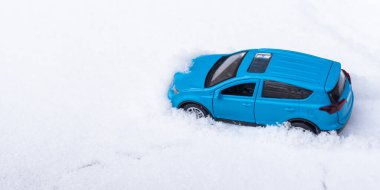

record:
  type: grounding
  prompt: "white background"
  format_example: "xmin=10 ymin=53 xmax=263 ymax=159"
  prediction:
xmin=1 ymin=0 xmax=380 ymax=189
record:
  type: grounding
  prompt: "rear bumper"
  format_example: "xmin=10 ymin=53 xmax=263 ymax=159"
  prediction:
xmin=337 ymin=91 xmax=354 ymax=134
xmin=336 ymin=123 xmax=347 ymax=134
xmin=321 ymin=120 xmax=347 ymax=134
xmin=321 ymin=93 xmax=353 ymax=134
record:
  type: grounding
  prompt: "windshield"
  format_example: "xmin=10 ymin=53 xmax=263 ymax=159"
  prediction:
xmin=329 ymin=71 xmax=346 ymax=103
xmin=205 ymin=51 xmax=247 ymax=87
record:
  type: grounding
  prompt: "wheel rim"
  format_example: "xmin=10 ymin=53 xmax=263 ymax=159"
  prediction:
xmin=186 ymin=107 xmax=205 ymax=119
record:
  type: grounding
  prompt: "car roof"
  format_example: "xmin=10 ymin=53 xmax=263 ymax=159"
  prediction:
xmin=237 ymin=48 xmax=336 ymax=89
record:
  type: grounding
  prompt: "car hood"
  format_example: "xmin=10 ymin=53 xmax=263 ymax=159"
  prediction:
xmin=174 ymin=54 xmax=224 ymax=90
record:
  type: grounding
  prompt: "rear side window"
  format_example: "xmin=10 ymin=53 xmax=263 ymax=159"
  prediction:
xmin=262 ymin=80 xmax=312 ymax=99
xmin=247 ymin=53 xmax=272 ymax=73
xmin=221 ymin=83 xmax=256 ymax=97
xmin=329 ymin=71 xmax=346 ymax=103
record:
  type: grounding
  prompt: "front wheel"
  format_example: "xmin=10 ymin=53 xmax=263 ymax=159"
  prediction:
xmin=183 ymin=104 xmax=209 ymax=119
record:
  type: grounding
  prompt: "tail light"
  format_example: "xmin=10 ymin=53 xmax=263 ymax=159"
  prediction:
xmin=320 ymin=99 xmax=346 ymax=114
xmin=342 ymin=69 xmax=351 ymax=84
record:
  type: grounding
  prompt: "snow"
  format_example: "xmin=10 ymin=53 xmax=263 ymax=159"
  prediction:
xmin=1 ymin=0 xmax=380 ymax=189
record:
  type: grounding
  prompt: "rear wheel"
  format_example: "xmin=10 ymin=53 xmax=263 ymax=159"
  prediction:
xmin=290 ymin=121 xmax=317 ymax=134
xmin=183 ymin=104 xmax=209 ymax=119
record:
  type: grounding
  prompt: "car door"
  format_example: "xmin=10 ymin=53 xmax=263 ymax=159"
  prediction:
xmin=213 ymin=79 xmax=259 ymax=123
xmin=255 ymin=80 xmax=309 ymax=125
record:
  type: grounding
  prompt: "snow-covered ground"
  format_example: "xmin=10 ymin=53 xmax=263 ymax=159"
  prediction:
xmin=1 ymin=0 xmax=380 ymax=189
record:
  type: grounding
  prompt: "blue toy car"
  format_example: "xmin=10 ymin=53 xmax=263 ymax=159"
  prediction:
xmin=168 ymin=49 xmax=354 ymax=134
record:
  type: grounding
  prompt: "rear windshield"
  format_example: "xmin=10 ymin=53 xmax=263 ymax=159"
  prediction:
xmin=329 ymin=71 xmax=346 ymax=103
xmin=205 ymin=51 xmax=247 ymax=87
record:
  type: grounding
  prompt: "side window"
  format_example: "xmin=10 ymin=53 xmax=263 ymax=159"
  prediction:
xmin=262 ymin=80 xmax=312 ymax=99
xmin=221 ymin=83 xmax=256 ymax=97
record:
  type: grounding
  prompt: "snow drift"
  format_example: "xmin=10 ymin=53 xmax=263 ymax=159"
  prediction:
xmin=1 ymin=0 xmax=380 ymax=189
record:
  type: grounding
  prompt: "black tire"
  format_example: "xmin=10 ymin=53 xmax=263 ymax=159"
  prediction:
xmin=182 ymin=103 xmax=209 ymax=119
xmin=290 ymin=122 xmax=317 ymax=134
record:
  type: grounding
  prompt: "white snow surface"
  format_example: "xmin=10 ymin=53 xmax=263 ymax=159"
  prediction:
xmin=1 ymin=0 xmax=380 ymax=189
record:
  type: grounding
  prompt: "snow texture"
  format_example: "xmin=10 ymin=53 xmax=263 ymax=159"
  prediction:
xmin=1 ymin=0 xmax=380 ymax=189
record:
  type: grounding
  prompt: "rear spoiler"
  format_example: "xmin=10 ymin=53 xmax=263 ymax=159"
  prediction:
xmin=324 ymin=61 xmax=341 ymax=92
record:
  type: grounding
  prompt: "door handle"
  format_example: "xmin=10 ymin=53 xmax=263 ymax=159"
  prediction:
xmin=242 ymin=103 xmax=252 ymax=107
xmin=284 ymin=107 xmax=295 ymax=112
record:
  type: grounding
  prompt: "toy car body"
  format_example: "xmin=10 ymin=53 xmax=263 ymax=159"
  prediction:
xmin=168 ymin=49 xmax=354 ymax=134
